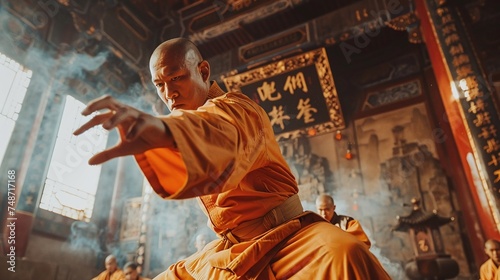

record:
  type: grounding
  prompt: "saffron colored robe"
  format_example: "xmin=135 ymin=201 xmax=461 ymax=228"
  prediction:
xmin=135 ymin=82 xmax=391 ymax=279
xmin=92 ymin=269 xmax=125 ymax=280
xmin=330 ymin=213 xmax=372 ymax=248
xmin=481 ymin=258 xmax=499 ymax=280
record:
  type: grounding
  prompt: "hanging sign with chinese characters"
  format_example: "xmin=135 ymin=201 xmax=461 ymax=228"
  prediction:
xmin=223 ymin=48 xmax=345 ymax=140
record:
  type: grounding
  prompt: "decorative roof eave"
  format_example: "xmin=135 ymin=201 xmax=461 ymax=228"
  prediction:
xmin=393 ymin=198 xmax=455 ymax=232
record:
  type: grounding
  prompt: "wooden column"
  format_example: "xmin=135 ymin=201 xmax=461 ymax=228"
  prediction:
xmin=416 ymin=0 xmax=500 ymax=267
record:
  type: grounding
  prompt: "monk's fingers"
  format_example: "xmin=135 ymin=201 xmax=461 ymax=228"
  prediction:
xmin=88 ymin=142 xmax=145 ymax=165
xmin=102 ymin=106 xmax=141 ymax=130
xmin=73 ymin=111 xmax=115 ymax=135
xmin=89 ymin=144 xmax=126 ymax=165
xmin=81 ymin=95 xmax=123 ymax=116
xmin=123 ymin=114 xmax=162 ymax=141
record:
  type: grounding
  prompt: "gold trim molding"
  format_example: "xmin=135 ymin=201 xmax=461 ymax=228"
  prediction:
xmin=223 ymin=48 xmax=345 ymax=140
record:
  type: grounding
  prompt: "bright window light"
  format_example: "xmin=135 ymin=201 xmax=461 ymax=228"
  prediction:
xmin=0 ymin=52 xmax=32 ymax=163
xmin=40 ymin=95 xmax=109 ymax=221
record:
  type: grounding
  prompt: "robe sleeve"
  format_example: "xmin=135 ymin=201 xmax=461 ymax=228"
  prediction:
xmin=135 ymin=93 xmax=269 ymax=199
xmin=480 ymin=259 xmax=499 ymax=280
xmin=346 ymin=219 xmax=372 ymax=248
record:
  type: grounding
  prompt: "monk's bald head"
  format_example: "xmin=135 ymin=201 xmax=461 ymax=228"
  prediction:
xmin=485 ymin=239 xmax=500 ymax=247
xmin=105 ymin=254 xmax=118 ymax=273
xmin=316 ymin=194 xmax=334 ymax=206
xmin=105 ymin=254 xmax=116 ymax=262
xmin=149 ymin=37 xmax=211 ymax=111
xmin=315 ymin=194 xmax=335 ymax=221
xmin=149 ymin=38 xmax=203 ymax=71
xmin=485 ymin=239 xmax=500 ymax=265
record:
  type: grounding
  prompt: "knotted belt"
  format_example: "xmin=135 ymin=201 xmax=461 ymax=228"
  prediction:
xmin=222 ymin=194 xmax=303 ymax=244
xmin=186 ymin=195 xmax=318 ymax=279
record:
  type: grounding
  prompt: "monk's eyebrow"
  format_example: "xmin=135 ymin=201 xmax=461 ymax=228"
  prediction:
xmin=152 ymin=67 xmax=184 ymax=82
xmin=163 ymin=66 xmax=182 ymax=77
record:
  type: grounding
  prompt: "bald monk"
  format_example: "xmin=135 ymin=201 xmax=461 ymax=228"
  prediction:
xmin=315 ymin=194 xmax=371 ymax=248
xmin=74 ymin=37 xmax=391 ymax=279
xmin=481 ymin=239 xmax=500 ymax=280
xmin=92 ymin=255 xmax=125 ymax=280
xmin=124 ymin=262 xmax=151 ymax=280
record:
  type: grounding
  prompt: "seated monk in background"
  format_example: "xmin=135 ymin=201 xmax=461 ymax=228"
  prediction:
xmin=480 ymin=239 xmax=500 ymax=280
xmin=316 ymin=194 xmax=372 ymax=248
xmin=92 ymin=254 xmax=125 ymax=280
xmin=124 ymin=262 xmax=151 ymax=280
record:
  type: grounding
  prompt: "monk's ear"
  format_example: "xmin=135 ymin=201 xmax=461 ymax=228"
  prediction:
xmin=199 ymin=60 xmax=210 ymax=81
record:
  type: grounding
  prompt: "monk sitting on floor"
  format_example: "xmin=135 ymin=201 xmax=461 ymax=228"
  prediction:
xmin=92 ymin=254 xmax=125 ymax=280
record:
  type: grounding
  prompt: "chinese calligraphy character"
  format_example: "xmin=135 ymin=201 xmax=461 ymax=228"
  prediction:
xmin=441 ymin=14 xmax=454 ymax=25
xmin=452 ymin=54 xmax=470 ymax=68
xmin=296 ymin=98 xmax=318 ymax=124
xmin=484 ymin=138 xmax=500 ymax=154
xmin=466 ymin=88 xmax=483 ymax=101
xmin=442 ymin=24 xmax=457 ymax=36
xmin=469 ymin=98 xmax=485 ymax=114
xmin=456 ymin=64 xmax=473 ymax=79
xmin=436 ymin=7 xmax=449 ymax=17
xmin=284 ymin=72 xmax=308 ymax=95
xmin=474 ymin=112 xmax=492 ymax=127
xmin=228 ymin=0 xmax=253 ymax=11
xmin=494 ymin=169 xmax=500 ymax=183
xmin=257 ymin=81 xmax=282 ymax=101
xmin=463 ymin=76 xmax=478 ymax=89
xmin=445 ymin=34 xmax=460 ymax=46
xmin=449 ymin=44 xmax=464 ymax=56
xmin=268 ymin=105 xmax=290 ymax=130
xmin=488 ymin=153 xmax=500 ymax=167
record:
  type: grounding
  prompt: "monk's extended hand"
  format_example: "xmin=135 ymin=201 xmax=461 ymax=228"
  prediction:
xmin=73 ymin=95 xmax=174 ymax=165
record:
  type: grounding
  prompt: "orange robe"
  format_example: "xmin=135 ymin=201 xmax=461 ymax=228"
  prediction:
xmin=481 ymin=259 xmax=499 ymax=280
xmin=330 ymin=213 xmax=371 ymax=248
xmin=136 ymin=82 xmax=391 ymax=279
xmin=92 ymin=269 xmax=125 ymax=280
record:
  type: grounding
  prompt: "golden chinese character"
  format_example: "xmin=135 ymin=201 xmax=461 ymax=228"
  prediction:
xmin=474 ymin=112 xmax=491 ymax=127
xmin=296 ymin=98 xmax=318 ymax=124
xmin=445 ymin=34 xmax=460 ymax=46
xmin=488 ymin=153 xmax=500 ymax=167
xmin=463 ymin=76 xmax=478 ymax=89
xmin=452 ymin=54 xmax=470 ymax=68
xmin=468 ymin=101 xmax=478 ymax=114
xmin=442 ymin=24 xmax=457 ymax=36
xmin=488 ymin=125 xmax=498 ymax=138
xmin=468 ymin=99 xmax=485 ymax=114
xmin=441 ymin=14 xmax=454 ymax=25
xmin=228 ymin=0 xmax=253 ymax=11
xmin=284 ymin=72 xmax=309 ymax=95
xmin=478 ymin=125 xmax=498 ymax=139
xmin=257 ymin=81 xmax=282 ymax=102
xmin=456 ymin=64 xmax=473 ymax=79
xmin=466 ymin=88 xmax=483 ymax=101
xmin=494 ymin=169 xmax=500 ymax=183
xmin=449 ymin=44 xmax=464 ymax=56
xmin=268 ymin=105 xmax=290 ymax=130
xmin=436 ymin=7 xmax=449 ymax=17
xmin=484 ymin=138 xmax=500 ymax=153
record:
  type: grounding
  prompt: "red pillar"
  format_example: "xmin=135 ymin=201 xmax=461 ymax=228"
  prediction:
xmin=416 ymin=0 xmax=500 ymax=267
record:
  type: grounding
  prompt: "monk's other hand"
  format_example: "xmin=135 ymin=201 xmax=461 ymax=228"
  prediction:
xmin=73 ymin=95 xmax=173 ymax=165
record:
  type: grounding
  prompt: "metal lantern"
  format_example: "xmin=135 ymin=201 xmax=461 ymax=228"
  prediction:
xmin=393 ymin=198 xmax=459 ymax=279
